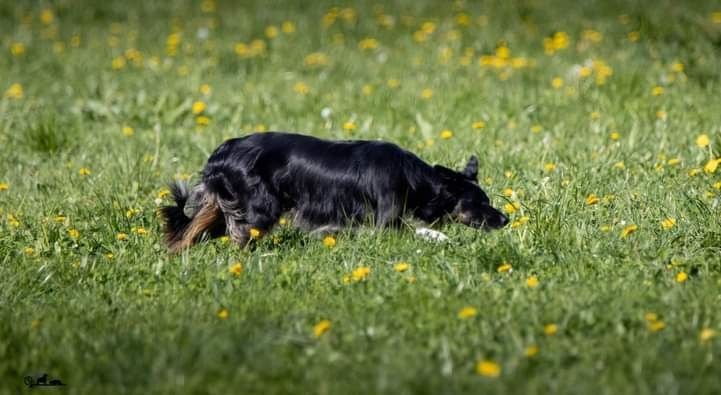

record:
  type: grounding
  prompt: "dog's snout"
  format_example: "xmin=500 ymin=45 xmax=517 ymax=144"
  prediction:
xmin=497 ymin=213 xmax=509 ymax=228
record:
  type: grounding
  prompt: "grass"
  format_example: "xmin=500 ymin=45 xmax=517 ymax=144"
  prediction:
xmin=2 ymin=0 xmax=721 ymax=393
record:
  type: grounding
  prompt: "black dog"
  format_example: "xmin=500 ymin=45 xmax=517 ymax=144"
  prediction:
xmin=161 ymin=132 xmax=507 ymax=252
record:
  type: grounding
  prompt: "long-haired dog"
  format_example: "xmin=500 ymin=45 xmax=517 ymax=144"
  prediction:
xmin=161 ymin=132 xmax=508 ymax=252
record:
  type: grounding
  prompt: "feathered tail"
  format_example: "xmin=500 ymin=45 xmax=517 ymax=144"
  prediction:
xmin=160 ymin=182 xmax=220 ymax=253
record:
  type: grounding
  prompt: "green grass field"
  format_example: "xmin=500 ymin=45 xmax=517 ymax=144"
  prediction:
xmin=2 ymin=0 xmax=721 ymax=393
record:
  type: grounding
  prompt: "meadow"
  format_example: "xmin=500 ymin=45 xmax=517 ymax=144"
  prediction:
xmin=2 ymin=0 xmax=721 ymax=393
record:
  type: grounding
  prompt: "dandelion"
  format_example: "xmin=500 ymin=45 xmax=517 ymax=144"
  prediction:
xmin=192 ymin=101 xmax=206 ymax=114
xmin=313 ymin=319 xmax=331 ymax=337
xmin=667 ymin=158 xmax=681 ymax=166
xmin=579 ymin=66 xmax=592 ymax=78
xmin=656 ymin=110 xmax=667 ymax=120
xmin=503 ymin=202 xmax=520 ymax=214
xmin=278 ymin=218 xmax=288 ymax=226
xmin=217 ymin=308 xmax=229 ymax=320
xmin=621 ymin=224 xmax=638 ymax=238
xmin=351 ymin=266 xmax=371 ymax=281
xmin=323 ymin=235 xmax=336 ymax=248
xmin=440 ymin=130 xmax=453 ymax=139
xmin=688 ymin=168 xmax=701 ymax=177
xmin=111 ymin=56 xmax=126 ymax=70
xmin=543 ymin=163 xmax=556 ymax=172
xmin=79 ymin=167 xmax=91 ymax=176
xmin=613 ymin=161 xmax=625 ymax=170
xmin=497 ymin=262 xmax=512 ymax=273
xmin=122 ymin=126 xmax=134 ymax=137
xmin=249 ymin=228 xmax=262 ymax=239
xmin=304 ymin=52 xmax=329 ymax=67
xmin=394 ymin=262 xmax=410 ymax=272
xmin=40 ymin=8 xmax=54 ymax=24
xmin=551 ymin=77 xmax=563 ymax=89
xmin=531 ymin=125 xmax=542 ymax=134
xmin=525 ymin=345 xmax=539 ymax=357
xmin=195 ymin=115 xmax=210 ymax=126
xmin=281 ymin=21 xmax=296 ymax=34
xmin=358 ymin=38 xmax=379 ymax=50
xmin=4 ymin=83 xmax=23 ymax=99
xmin=54 ymin=215 xmax=66 ymax=223
xmin=343 ymin=121 xmax=356 ymax=131
xmin=293 ymin=82 xmax=310 ymax=95
xmin=265 ymin=25 xmax=279 ymax=39
xmin=544 ymin=323 xmax=558 ymax=336
xmin=526 ymin=275 xmax=539 ymax=288
xmin=132 ymin=227 xmax=147 ymax=235
xmin=116 ymin=232 xmax=128 ymax=241
xmin=700 ymin=328 xmax=717 ymax=342
xmin=705 ymin=159 xmax=720 ymax=174
xmin=712 ymin=12 xmax=721 ymax=24
xmin=0 ymin=182 xmax=8 ymax=191
xmin=458 ymin=306 xmax=478 ymax=319
xmin=472 ymin=120 xmax=486 ymax=130
xmin=628 ymin=31 xmax=640 ymax=42
xmin=610 ymin=131 xmax=621 ymax=141
xmin=24 ymin=247 xmax=35 ymax=256
xmin=420 ymin=88 xmax=433 ymax=99
xmin=386 ymin=78 xmax=400 ymax=89
xmin=229 ymin=262 xmax=243 ymax=276
xmin=676 ymin=271 xmax=688 ymax=283
xmin=10 ymin=42 xmax=25 ymax=56
xmin=661 ymin=218 xmax=676 ymax=230
xmin=126 ymin=208 xmax=140 ymax=218
xmin=476 ymin=360 xmax=501 ymax=378
xmin=199 ymin=84 xmax=212 ymax=96
xmin=585 ymin=194 xmax=600 ymax=205
xmin=647 ymin=319 xmax=665 ymax=332
xmin=651 ymin=86 xmax=664 ymax=96
xmin=68 ymin=228 xmax=80 ymax=238
xmin=8 ymin=214 xmax=20 ymax=227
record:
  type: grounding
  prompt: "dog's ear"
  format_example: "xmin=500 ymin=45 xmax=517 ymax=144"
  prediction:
xmin=461 ymin=155 xmax=478 ymax=180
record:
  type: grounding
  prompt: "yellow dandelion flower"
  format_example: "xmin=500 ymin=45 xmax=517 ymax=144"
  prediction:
xmin=610 ymin=131 xmax=621 ymax=141
xmin=661 ymin=218 xmax=676 ymax=230
xmin=394 ymin=262 xmax=410 ymax=272
xmin=79 ymin=167 xmax=91 ymax=176
xmin=651 ymin=86 xmax=664 ymax=96
xmin=265 ymin=25 xmax=279 ymax=39
xmin=279 ymin=218 xmax=288 ymax=226
xmin=10 ymin=42 xmax=25 ymax=56
xmin=457 ymin=306 xmax=478 ymax=319
xmin=54 ymin=215 xmax=66 ymax=223
xmin=585 ymin=194 xmax=600 ymax=205
xmin=667 ymin=158 xmax=681 ymax=166
xmin=386 ymin=78 xmax=400 ymax=89
xmin=503 ymin=201 xmax=520 ymax=214
xmin=343 ymin=121 xmax=356 ymax=131
xmin=122 ymin=126 xmax=134 ymax=137
xmin=526 ymin=275 xmax=539 ymax=288
xmin=510 ymin=216 xmax=529 ymax=228
xmin=525 ymin=345 xmax=539 ymax=357
xmin=700 ymin=328 xmax=717 ymax=342
xmin=351 ymin=266 xmax=371 ymax=281
xmin=40 ymin=8 xmax=54 ymax=25
xmin=676 ymin=271 xmax=688 ymax=283
xmin=358 ymin=38 xmax=379 ymax=50
xmin=704 ymin=159 xmax=720 ymax=173
xmin=544 ymin=323 xmax=558 ymax=336
xmin=8 ymin=214 xmax=21 ymax=227
xmin=229 ymin=262 xmax=243 ymax=276
xmin=293 ymin=82 xmax=310 ymax=95
xmin=217 ymin=308 xmax=229 ymax=320
xmin=199 ymin=84 xmax=212 ymax=95
xmin=644 ymin=312 xmax=658 ymax=322
xmin=688 ymin=168 xmax=701 ymax=177
xmin=621 ymin=224 xmax=638 ymax=238
xmin=648 ymin=320 xmax=665 ymax=332
xmin=579 ymin=66 xmax=592 ymax=78
xmin=4 ymin=83 xmax=23 ymax=99
xmin=613 ymin=161 xmax=626 ymax=170
xmin=23 ymin=247 xmax=35 ymax=256
xmin=116 ymin=232 xmax=128 ymax=241
xmin=440 ymin=130 xmax=453 ymax=140
xmin=543 ymin=163 xmax=556 ymax=172
xmin=195 ymin=115 xmax=210 ymax=126
xmin=472 ymin=120 xmax=486 ymax=130
xmin=497 ymin=262 xmax=512 ymax=273
xmin=313 ymin=319 xmax=331 ymax=337
xmin=323 ymin=235 xmax=336 ymax=248
xmin=361 ymin=84 xmax=373 ymax=96
xmin=111 ymin=56 xmax=126 ymax=70
xmin=712 ymin=12 xmax=721 ymax=24
xmin=281 ymin=21 xmax=296 ymax=34
xmin=551 ymin=77 xmax=563 ymax=89
xmin=476 ymin=360 xmax=501 ymax=378
xmin=304 ymin=52 xmax=329 ymax=67
xmin=656 ymin=110 xmax=667 ymax=120
xmin=192 ymin=101 xmax=206 ymax=115
xmin=628 ymin=31 xmax=640 ymax=42
xmin=68 ymin=228 xmax=80 ymax=238
xmin=0 ymin=182 xmax=8 ymax=191
xmin=132 ymin=227 xmax=147 ymax=235
xmin=420 ymin=88 xmax=433 ymax=99
xmin=249 ymin=228 xmax=262 ymax=239
xmin=125 ymin=208 xmax=140 ymax=218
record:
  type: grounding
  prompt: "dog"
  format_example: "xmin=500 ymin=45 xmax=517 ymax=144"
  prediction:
xmin=161 ymin=132 xmax=508 ymax=252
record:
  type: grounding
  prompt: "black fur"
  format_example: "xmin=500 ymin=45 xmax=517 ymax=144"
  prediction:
xmin=161 ymin=132 xmax=507 ymax=249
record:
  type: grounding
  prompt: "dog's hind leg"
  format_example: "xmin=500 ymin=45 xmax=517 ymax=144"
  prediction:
xmin=375 ymin=197 xmax=403 ymax=229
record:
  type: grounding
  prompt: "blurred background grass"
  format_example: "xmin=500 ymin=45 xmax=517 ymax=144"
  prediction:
xmin=1 ymin=0 xmax=721 ymax=394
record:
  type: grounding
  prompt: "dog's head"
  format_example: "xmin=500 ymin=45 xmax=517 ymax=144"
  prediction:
xmin=434 ymin=156 xmax=508 ymax=230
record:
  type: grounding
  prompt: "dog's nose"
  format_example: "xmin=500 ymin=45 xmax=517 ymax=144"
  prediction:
xmin=498 ymin=214 xmax=509 ymax=227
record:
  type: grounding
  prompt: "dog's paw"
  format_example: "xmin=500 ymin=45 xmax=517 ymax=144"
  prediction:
xmin=415 ymin=227 xmax=449 ymax=242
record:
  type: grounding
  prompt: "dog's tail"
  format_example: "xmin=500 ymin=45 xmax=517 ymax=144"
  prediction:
xmin=160 ymin=181 xmax=221 ymax=253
